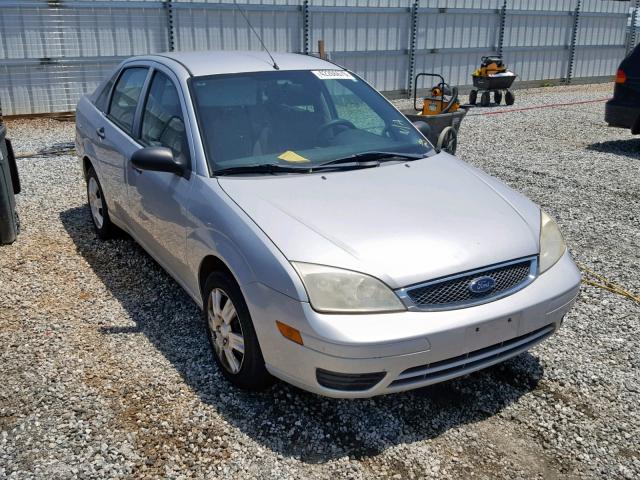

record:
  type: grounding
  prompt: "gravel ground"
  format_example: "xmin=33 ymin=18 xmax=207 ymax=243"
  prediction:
xmin=1 ymin=83 xmax=639 ymax=479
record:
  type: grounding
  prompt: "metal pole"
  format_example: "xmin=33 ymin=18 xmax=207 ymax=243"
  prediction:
xmin=164 ymin=0 xmax=175 ymax=52
xmin=302 ymin=0 xmax=310 ymax=55
xmin=497 ymin=0 xmax=507 ymax=58
xmin=407 ymin=0 xmax=419 ymax=99
xmin=566 ymin=0 xmax=581 ymax=84
xmin=628 ymin=0 xmax=639 ymax=55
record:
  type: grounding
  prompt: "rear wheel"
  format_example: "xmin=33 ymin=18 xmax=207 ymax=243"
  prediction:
xmin=86 ymin=166 xmax=115 ymax=240
xmin=203 ymin=271 xmax=273 ymax=391
xmin=480 ymin=91 xmax=491 ymax=107
xmin=505 ymin=90 xmax=515 ymax=106
xmin=469 ymin=90 xmax=477 ymax=105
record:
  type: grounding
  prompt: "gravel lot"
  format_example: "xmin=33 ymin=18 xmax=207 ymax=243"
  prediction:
xmin=1 ymin=82 xmax=639 ymax=479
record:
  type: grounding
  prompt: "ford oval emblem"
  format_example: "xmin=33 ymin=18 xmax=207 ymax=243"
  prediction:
xmin=468 ymin=276 xmax=496 ymax=294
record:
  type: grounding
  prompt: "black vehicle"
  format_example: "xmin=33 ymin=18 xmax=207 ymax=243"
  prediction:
xmin=605 ymin=44 xmax=640 ymax=134
xmin=0 ymin=122 xmax=20 ymax=244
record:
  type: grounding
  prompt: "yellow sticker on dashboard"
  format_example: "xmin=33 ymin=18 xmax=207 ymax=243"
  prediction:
xmin=278 ymin=151 xmax=309 ymax=163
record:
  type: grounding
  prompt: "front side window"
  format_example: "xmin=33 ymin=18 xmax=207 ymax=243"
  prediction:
xmin=190 ymin=70 xmax=432 ymax=174
xmin=108 ymin=67 xmax=148 ymax=135
xmin=140 ymin=71 xmax=189 ymax=163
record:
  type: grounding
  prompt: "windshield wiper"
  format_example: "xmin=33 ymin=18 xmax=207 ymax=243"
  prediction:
xmin=314 ymin=151 xmax=426 ymax=170
xmin=214 ymin=151 xmax=426 ymax=176
xmin=214 ymin=164 xmax=310 ymax=176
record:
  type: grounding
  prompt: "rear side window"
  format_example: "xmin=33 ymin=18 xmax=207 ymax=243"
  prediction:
xmin=94 ymin=76 xmax=115 ymax=112
xmin=140 ymin=71 xmax=189 ymax=162
xmin=108 ymin=67 xmax=148 ymax=135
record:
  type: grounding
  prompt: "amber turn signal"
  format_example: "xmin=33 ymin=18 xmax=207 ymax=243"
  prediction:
xmin=276 ymin=321 xmax=303 ymax=345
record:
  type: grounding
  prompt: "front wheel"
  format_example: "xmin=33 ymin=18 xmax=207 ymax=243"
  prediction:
xmin=437 ymin=126 xmax=458 ymax=155
xmin=203 ymin=271 xmax=274 ymax=391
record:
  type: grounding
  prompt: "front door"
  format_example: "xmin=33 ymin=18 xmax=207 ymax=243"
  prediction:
xmin=126 ymin=68 xmax=193 ymax=283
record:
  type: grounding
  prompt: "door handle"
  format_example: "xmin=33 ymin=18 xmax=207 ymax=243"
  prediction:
xmin=96 ymin=127 xmax=105 ymax=139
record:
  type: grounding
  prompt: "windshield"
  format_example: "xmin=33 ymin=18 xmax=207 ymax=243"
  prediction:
xmin=190 ymin=70 xmax=432 ymax=174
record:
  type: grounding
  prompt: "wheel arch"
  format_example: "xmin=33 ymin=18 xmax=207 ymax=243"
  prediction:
xmin=198 ymin=254 xmax=238 ymax=300
xmin=82 ymin=156 xmax=93 ymax=180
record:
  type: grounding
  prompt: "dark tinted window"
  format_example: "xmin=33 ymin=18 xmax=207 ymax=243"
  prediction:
xmin=108 ymin=67 xmax=148 ymax=135
xmin=140 ymin=71 xmax=189 ymax=162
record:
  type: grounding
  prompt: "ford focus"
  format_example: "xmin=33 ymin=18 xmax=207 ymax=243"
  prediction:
xmin=75 ymin=51 xmax=580 ymax=398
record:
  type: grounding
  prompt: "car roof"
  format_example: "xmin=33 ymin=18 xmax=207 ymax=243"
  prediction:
xmin=144 ymin=51 xmax=343 ymax=77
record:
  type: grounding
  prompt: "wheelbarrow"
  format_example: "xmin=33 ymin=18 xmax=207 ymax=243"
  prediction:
xmin=404 ymin=73 xmax=468 ymax=155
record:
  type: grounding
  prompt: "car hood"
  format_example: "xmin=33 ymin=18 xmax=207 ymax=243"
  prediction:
xmin=218 ymin=154 xmax=540 ymax=289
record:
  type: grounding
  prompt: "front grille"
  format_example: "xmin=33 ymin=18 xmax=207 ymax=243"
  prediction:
xmin=316 ymin=369 xmax=386 ymax=391
xmin=389 ymin=324 xmax=554 ymax=388
xmin=403 ymin=257 xmax=535 ymax=310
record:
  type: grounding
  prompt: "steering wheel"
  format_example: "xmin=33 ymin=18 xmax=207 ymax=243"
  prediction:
xmin=382 ymin=123 xmax=398 ymax=140
xmin=316 ymin=118 xmax=356 ymax=144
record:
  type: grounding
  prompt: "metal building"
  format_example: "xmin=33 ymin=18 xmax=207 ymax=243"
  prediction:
xmin=0 ymin=0 xmax=638 ymax=115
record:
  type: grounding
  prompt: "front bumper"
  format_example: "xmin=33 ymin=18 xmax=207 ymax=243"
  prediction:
xmin=605 ymin=100 xmax=640 ymax=132
xmin=244 ymin=252 xmax=581 ymax=398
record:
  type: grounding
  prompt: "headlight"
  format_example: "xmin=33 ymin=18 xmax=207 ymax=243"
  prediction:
xmin=539 ymin=210 xmax=566 ymax=273
xmin=291 ymin=262 xmax=406 ymax=313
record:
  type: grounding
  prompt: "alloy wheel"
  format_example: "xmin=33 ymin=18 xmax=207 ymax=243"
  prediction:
xmin=88 ymin=177 xmax=104 ymax=229
xmin=207 ymin=288 xmax=245 ymax=374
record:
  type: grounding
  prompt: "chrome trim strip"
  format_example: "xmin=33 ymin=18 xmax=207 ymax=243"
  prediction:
xmin=396 ymin=256 xmax=538 ymax=312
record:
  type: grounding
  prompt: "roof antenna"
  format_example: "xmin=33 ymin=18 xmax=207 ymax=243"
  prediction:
xmin=233 ymin=1 xmax=279 ymax=70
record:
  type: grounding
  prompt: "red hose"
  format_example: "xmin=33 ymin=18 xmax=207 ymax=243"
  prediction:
xmin=468 ymin=97 xmax=610 ymax=116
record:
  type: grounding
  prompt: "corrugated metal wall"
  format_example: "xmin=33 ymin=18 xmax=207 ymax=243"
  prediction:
xmin=0 ymin=0 xmax=168 ymax=115
xmin=0 ymin=0 xmax=637 ymax=115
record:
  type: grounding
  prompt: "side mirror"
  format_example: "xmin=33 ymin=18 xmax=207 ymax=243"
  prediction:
xmin=412 ymin=120 xmax=432 ymax=139
xmin=131 ymin=146 xmax=186 ymax=175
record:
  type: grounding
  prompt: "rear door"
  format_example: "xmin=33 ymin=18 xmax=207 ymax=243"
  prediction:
xmin=99 ymin=66 xmax=150 ymax=222
xmin=126 ymin=65 xmax=194 ymax=283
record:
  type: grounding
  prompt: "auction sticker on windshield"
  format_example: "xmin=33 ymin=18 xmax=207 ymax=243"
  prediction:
xmin=312 ymin=70 xmax=355 ymax=81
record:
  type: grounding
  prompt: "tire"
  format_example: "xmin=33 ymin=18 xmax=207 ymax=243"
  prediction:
xmin=494 ymin=91 xmax=502 ymax=105
xmin=469 ymin=90 xmax=477 ymax=105
xmin=86 ymin=166 xmax=115 ymax=240
xmin=505 ymin=90 xmax=515 ymax=106
xmin=437 ymin=126 xmax=458 ymax=155
xmin=0 ymin=136 xmax=18 ymax=245
xmin=203 ymin=271 xmax=274 ymax=391
xmin=480 ymin=91 xmax=491 ymax=107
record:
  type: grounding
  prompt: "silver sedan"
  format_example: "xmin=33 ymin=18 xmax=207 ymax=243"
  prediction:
xmin=75 ymin=51 xmax=580 ymax=398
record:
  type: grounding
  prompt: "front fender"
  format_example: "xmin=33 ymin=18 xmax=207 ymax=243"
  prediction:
xmin=185 ymin=175 xmax=307 ymax=307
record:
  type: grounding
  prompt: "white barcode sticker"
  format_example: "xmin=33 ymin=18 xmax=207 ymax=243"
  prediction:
xmin=311 ymin=70 xmax=355 ymax=81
